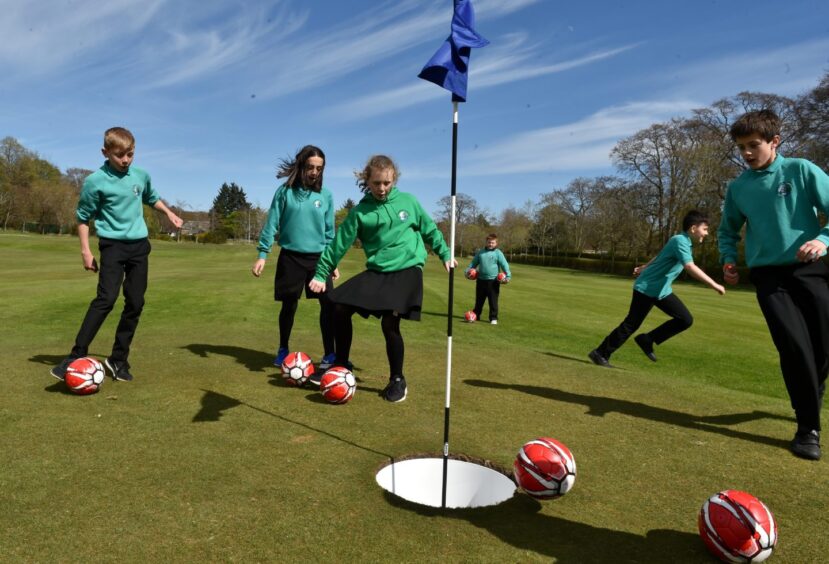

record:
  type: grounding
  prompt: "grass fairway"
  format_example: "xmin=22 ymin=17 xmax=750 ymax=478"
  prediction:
xmin=1 ymin=232 xmax=827 ymax=563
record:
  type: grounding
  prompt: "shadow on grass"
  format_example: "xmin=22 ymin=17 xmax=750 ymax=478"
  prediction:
xmin=383 ymin=492 xmax=705 ymax=563
xmin=183 ymin=344 xmax=274 ymax=372
xmin=29 ymin=354 xmax=69 ymax=366
xmin=193 ymin=389 xmax=391 ymax=458
xmin=465 ymin=379 xmax=793 ymax=450
xmin=541 ymin=350 xmax=609 ymax=367
xmin=44 ymin=381 xmax=75 ymax=395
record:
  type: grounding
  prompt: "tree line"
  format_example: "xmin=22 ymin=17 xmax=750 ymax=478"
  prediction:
xmin=2 ymin=71 xmax=827 ymax=263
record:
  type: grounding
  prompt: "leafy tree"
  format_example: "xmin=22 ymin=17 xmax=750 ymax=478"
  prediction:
xmin=211 ymin=182 xmax=249 ymax=220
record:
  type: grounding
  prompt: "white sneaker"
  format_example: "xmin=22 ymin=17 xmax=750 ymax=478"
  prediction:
xmin=490 ymin=320 xmax=498 ymax=325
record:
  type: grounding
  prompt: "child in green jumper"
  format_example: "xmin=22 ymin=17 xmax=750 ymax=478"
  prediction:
xmin=51 ymin=127 xmax=182 ymax=382
xmin=719 ymin=109 xmax=829 ymax=461
xmin=251 ymin=145 xmax=339 ymax=377
xmin=589 ymin=210 xmax=724 ymax=368
xmin=466 ymin=233 xmax=511 ymax=324
xmin=308 ymin=155 xmax=455 ymax=403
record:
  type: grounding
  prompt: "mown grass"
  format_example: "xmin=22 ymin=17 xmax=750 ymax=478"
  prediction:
xmin=1 ymin=232 xmax=826 ymax=563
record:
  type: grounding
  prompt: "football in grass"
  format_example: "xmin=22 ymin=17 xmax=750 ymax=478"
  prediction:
xmin=65 ymin=357 xmax=105 ymax=395
xmin=698 ymin=490 xmax=777 ymax=563
xmin=513 ymin=437 xmax=576 ymax=500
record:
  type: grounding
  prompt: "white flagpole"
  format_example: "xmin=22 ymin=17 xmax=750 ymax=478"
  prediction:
xmin=441 ymin=100 xmax=459 ymax=508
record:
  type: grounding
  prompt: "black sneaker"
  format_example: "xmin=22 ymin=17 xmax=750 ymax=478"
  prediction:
xmin=105 ymin=358 xmax=134 ymax=382
xmin=307 ymin=371 xmax=322 ymax=387
xmin=588 ymin=349 xmax=612 ymax=368
xmin=382 ymin=376 xmax=407 ymax=403
xmin=634 ymin=334 xmax=657 ymax=362
xmin=50 ymin=357 xmax=73 ymax=381
xmin=790 ymin=429 xmax=821 ymax=460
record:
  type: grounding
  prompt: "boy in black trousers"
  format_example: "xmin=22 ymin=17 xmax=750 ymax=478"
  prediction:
xmin=51 ymin=127 xmax=182 ymax=382
xmin=719 ymin=109 xmax=829 ymax=461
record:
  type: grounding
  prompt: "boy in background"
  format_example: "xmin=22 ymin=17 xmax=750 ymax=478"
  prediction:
xmin=51 ymin=127 xmax=182 ymax=382
xmin=589 ymin=210 xmax=724 ymax=367
xmin=466 ymin=233 xmax=511 ymax=325
xmin=719 ymin=109 xmax=829 ymax=461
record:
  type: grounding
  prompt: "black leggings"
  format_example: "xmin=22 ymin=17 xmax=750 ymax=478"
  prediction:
xmin=278 ymin=295 xmax=335 ymax=355
xmin=334 ymin=304 xmax=404 ymax=377
xmin=597 ymin=290 xmax=693 ymax=359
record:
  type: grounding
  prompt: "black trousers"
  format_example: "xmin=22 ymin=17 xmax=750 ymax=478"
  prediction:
xmin=71 ymin=238 xmax=150 ymax=365
xmin=334 ymin=304 xmax=403 ymax=377
xmin=750 ymin=261 xmax=829 ymax=432
xmin=597 ymin=290 xmax=693 ymax=359
xmin=473 ymin=279 xmax=501 ymax=321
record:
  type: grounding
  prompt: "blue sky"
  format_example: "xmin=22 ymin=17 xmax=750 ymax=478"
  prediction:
xmin=2 ymin=0 xmax=828 ymax=216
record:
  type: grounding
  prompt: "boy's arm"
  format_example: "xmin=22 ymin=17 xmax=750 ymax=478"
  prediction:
xmin=77 ymin=223 xmax=98 ymax=272
xmin=152 ymin=199 xmax=183 ymax=229
xmin=683 ymin=262 xmax=725 ymax=295
xmin=798 ymin=162 xmax=829 ymax=261
xmin=468 ymin=251 xmax=480 ymax=270
xmin=717 ymin=187 xmax=744 ymax=267
xmin=497 ymin=250 xmax=511 ymax=279
xmin=633 ymin=257 xmax=654 ymax=277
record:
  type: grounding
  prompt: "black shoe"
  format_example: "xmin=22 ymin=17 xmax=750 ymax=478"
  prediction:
xmin=790 ymin=429 xmax=821 ymax=460
xmin=50 ymin=357 xmax=73 ymax=381
xmin=382 ymin=376 xmax=407 ymax=403
xmin=105 ymin=358 xmax=134 ymax=382
xmin=634 ymin=334 xmax=657 ymax=362
xmin=588 ymin=350 xmax=612 ymax=368
xmin=307 ymin=371 xmax=322 ymax=387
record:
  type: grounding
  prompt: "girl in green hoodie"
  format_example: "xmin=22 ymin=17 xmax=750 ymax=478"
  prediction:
xmin=309 ymin=155 xmax=456 ymax=402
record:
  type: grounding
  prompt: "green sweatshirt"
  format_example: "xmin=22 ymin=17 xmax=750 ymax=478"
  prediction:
xmin=634 ymin=232 xmax=693 ymax=299
xmin=76 ymin=162 xmax=160 ymax=240
xmin=256 ymin=185 xmax=335 ymax=258
xmin=468 ymin=248 xmax=511 ymax=280
xmin=718 ymin=155 xmax=829 ymax=268
xmin=314 ymin=187 xmax=451 ymax=280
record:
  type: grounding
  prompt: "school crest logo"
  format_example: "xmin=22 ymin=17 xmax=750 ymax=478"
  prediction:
xmin=314 ymin=199 xmax=322 ymax=208
xmin=777 ymin=183 xmax=791 ymax=197
xmin=398 ymin=210 xmax=409 ymax=221
xmin=132 ymin=185 xmax=142 ymax=197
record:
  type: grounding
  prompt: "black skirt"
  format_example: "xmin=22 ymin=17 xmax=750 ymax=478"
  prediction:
xmin=329 ymin=266 xmax=423 ymax=320
xmin=274 ymin=249 xmax=332 ymax=301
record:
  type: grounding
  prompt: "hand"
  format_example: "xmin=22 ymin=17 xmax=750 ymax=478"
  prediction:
xmin=796 ymin=239 xmax=827 ymax=263
xmin=308 ymin=279 xmax=326 ymax=293
xmin=167 ymin=212 xmax=183 ymax=229
xmin=82 ymin=251 xmax=98 ymax=272
xmin=332 ymin=268 xmax=340 ymax=281
xmin=713 ymin=283 xmax=726 ymax=296
xmin=723 ymin=263 xmax=739 ymax=285
xmin=252 ymin=258 xmax=266 ymax=277
xmin=633 ymin=265 xmax=644 ymax=277
xmin=444 ymin=259 xmax=457 ymax=272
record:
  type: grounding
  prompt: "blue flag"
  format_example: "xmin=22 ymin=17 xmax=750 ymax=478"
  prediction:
xmin=418 ymin=0 xmax=489 ymax=102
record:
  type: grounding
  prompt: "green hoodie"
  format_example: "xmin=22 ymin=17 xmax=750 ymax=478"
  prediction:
xmin=314 ymin=187 xmax=450 ymax=280
xmin=468 ymin=247 xmax=511 ymax=280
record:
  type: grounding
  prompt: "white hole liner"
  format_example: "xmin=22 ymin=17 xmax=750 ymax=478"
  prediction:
xmin=375 ymin=457 xmax=516 ymax=508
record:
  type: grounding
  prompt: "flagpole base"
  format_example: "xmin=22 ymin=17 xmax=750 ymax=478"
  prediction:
xmin=375 ymin=454 xmax=516 ymax=509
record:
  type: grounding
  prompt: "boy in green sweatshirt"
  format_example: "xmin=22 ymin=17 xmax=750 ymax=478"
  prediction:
xmin=589 ymin=210 xmax=724 ymax=368
xmin=50 ymin=127 xmax=182 ymax=382
xmin=309 ymin=155 xmax=455 ymax=403
xmin=466 ymin=233 xmax=511 ymax=324
xmin=719 ymin=109 xmax=829 ymax=461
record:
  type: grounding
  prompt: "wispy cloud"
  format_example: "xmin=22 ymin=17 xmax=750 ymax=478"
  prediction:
xmin=0 ymin=0 xmax=164 ymax=72
xmin=323 ymin=35 xmax=640 ymax=120
xmin=664 ymin=37 xmax=829 ymax=100
xmin=463 ymin=100 xmax=698 ymax=174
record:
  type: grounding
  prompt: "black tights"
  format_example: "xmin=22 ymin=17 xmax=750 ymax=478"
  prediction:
xmin=278 ymin=296 xmax=335 ymax=355
xmin=335 ymin=304 xmax=404 ymax=376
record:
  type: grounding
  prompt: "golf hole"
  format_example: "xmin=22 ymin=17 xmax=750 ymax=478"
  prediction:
xmin=375 ymin=454 xmax=516 ymax=509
